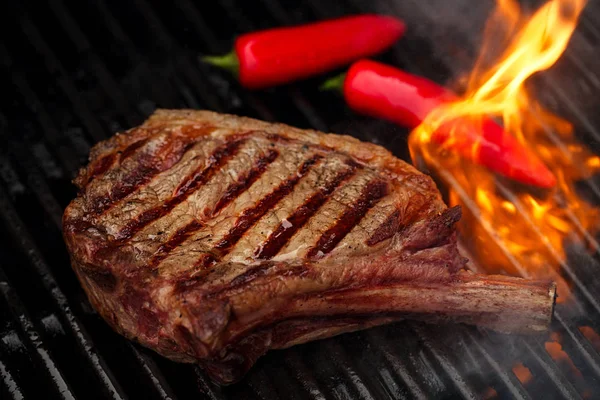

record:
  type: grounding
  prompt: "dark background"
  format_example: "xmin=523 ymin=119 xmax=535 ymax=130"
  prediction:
xmin=1 ymin=0 xmax=600 ymax=399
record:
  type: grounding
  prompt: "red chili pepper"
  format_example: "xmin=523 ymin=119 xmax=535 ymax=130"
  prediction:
xmin=322 ymin=60 xmax=556 ymax=188
xmin=202 ymin=15 xmax=405 ymax=89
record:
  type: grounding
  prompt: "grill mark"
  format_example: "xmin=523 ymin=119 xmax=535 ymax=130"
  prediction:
xmin=307 ymin=180 xmax=389 ymax=259
xmin=86 ymin=139 xmax=197 ymax=218
xmin=150 ymin=220 xmax=203 ymax=267
xmin=213 ymin=149 xmax=279 ymax=214
xmin=366 ymin=209 xmax=401 ymax=246
xmin=208 ymin=155 xmax=322 ymax=261
xmin=228 ymin=262 xmax=277 ymax=287
xmin=86 ymin=153 xmax=117 ymax=185
xmin=204 ymin=264 xmax=311 ymax=298
xmin=194 ymin=254 xmax=217 ymax=270
xmin=120 ymin=138 xmax=150 ymax=161
xmin=115 ymin=138 xmax=246 ymax=241
xmin=83 ymin=138 xmax=149 ymax=186
xmin=255 ymin=164 xmax=358 ymax=260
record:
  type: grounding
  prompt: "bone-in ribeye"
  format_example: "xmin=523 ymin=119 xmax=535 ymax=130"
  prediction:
xmin=63 ymin=110 xmax=556 ymax=384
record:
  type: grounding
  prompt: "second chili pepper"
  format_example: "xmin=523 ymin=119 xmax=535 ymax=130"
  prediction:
xmin=322 ymin=59 xmax=556 ymax=188
xmin=202 ymin=15 xmax=405 ymax=89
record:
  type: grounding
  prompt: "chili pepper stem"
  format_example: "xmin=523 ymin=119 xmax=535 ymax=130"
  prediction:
xmin=202 ymin=50 xmax=240 ymax=77
xmin=319 ymin=72 xmax=347 ymax=92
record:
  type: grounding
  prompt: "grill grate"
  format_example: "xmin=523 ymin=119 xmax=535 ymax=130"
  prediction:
xmin=1 ymin=0 xmax=600 ymax=399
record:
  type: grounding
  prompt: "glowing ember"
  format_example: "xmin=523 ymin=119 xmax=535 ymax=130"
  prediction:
xmin=579 ymin=326 xmax=600 ymax=352
xmin=545 ymin=333 xmax=582 ymax=376
xmin=483 ymin=387 xmax=498 ymax=399
xmin=409 ymin=0 xmax=599 ymax=299
xmin=512 ymin=362 xmax=533 ymax=384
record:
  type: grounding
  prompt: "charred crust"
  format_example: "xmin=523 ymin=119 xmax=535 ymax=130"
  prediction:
xmin=63 ymin=110 xmax=515 ymax=385
xmin=229 ymin=262 xmax=277 ymax=287
xmin=150 ymin=220 xmax=204 ymax=267
xmin=113 ymin=138 xmax=245 ymax=243
xmin=80 ymin=266 xmax=118 ymax=293
xmin=255 ymin=161 xmax=358 ymax=260
xmin=212 ymin=148 xmax=279 ymax=215
xmin=367 ymin=209 xmax=401 ymax=246
xmin=120 ymin=138 xmax=150 ymax=161
xmin=404 ymin=206 xmax=462 ymax=252
xmin=210 ymin=154 xmax=323 ymax=262
xmin=206 ymin=263 xmax=311 ymax=298
xmin=158 ymin=335 xmax=180 ymax=353
xmin=80 ymin=153 xmax=117 ymax=188
xmin=307 ymin=179 xmax=389 ymax=259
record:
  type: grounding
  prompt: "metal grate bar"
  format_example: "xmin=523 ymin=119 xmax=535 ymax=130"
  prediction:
xmin=0 ymin=47 xmax=83 ymax=177
xmin=0 ymin=358 xmax=25 ymax=400
xmin=372 ymin=0 xmax=600 ymax=325
xmin=279 ymin=349 xmax=328 ymax=400
xmin=192 ymin=2 xmax=450 ymax=397
xmin=522 ymin=0 xmax=600 ymax=141
xmin=247 ymin=359 xmax=304 ymax=400
xmin=39 ymin=0 xmax=140 ymax=126
xmin=82 ymin=0 xmax=212 ymax=113
xmin=245 ymin=368 xmax=286 ymax=400
xmin=207 ymin=3 xmax=548 ymax=396
xmin=2 ymin=26 xmax=176 ymax=400
xmin=1 ymin=22 xmax=181 ymax=400
xmin=0 ymin=267 xmax=76 ymax=400
xmin=129 ymin=0 xmax=236 ymax=112
xmin=464 ymin=331 xmax=532 ymax=400
xmin=409 ymin=324 xmax=479 ymax=399
xmin=194 ymin=368 xmax=227 ymax=400
xmin=60 ymin=1 xmax=251 ymax=396
xmin=1 ymin=1 xmax=599 ymax=399
xmin=555 ymin=312 xmax=600 ymax=376
xmin=165 ymin=0 xmax=276 ymax=120
xmin=366 ymin=0 xmax=600 ymax=211
xmin=42 ymin=0 xmax=143 ymax=125
xmin=216 ymin=0 xmax=329 ymax=131
xmin=129 ymin=348 xmax=177 ymax=400
xmin=321 ymin=339 xmax=384 ymax=400
xmin=398 ymin=0 xmax=600 ymax=196
xmin=40 ymin=1 xmax=236 ymax=397
xmin=0 ymin=185 xmax=127 ymax=399
xmin=294 ymin=3 xmax=540 ymax=398
xmin=0 ymin=138 xmax=65 ymax=229
xmin=362 ymin=329 xmax=430 ymax=400
xmin=5 ymin=5 xmax=208 ymax=398
xmin=346 ymin=0 xmax=600 ymax=396
xmin=3 ymin=5 xmax=111 ymax=146
xmin=522 ymin=339 xmax=583 ymax=399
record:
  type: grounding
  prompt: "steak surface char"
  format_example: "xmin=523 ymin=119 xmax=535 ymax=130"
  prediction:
xmin=63 ymin=110 xmax=556 ymax=384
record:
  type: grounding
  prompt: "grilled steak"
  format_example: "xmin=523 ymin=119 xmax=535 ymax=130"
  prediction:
xmin=63 ymin=110 xmax=556 ymax=384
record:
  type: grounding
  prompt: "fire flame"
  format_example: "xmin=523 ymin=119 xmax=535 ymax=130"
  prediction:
xmin=409 ymin=0 xmax=599 ymax=300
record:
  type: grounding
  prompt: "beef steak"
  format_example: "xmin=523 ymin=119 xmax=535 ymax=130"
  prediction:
xmin=63 ymin=110 xmax=556 ymax=384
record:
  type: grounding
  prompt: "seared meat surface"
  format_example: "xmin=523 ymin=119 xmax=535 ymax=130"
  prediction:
xmin=63 ymin=110 xmax=555 ymax=384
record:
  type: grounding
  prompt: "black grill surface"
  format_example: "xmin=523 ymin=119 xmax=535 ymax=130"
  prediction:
xmin=1 ymin=0 xmax=600 ymax=399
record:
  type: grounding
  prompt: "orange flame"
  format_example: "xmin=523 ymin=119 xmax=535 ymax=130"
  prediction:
xmin=409 ymin=0 xmax=599 ymax=299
